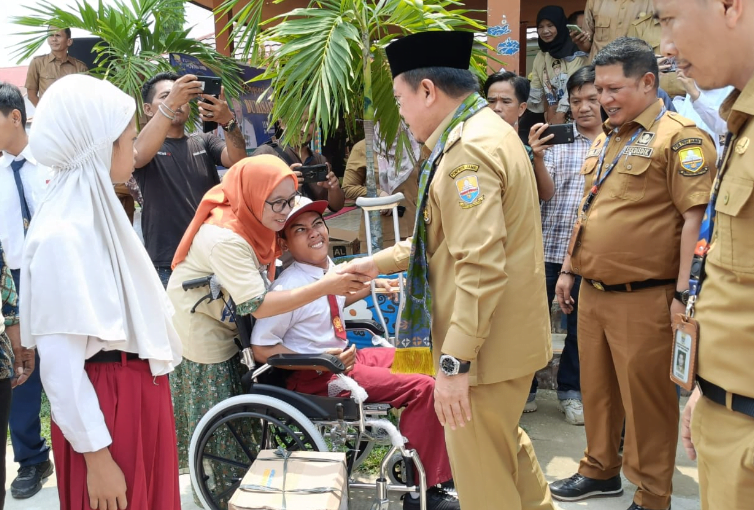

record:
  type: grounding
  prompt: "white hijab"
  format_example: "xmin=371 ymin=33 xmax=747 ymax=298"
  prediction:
xmin=20 ymin=74 xmax=182 ymax=376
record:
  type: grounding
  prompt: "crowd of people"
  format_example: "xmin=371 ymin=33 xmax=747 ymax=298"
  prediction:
xmin=0 ymin=1 xmax=752 ymax=510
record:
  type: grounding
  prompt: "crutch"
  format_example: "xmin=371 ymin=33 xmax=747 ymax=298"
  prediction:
xmin=355 ymin=193 xmax=406 ymax=345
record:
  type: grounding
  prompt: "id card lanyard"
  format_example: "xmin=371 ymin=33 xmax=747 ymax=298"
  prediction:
xmin=686 ymin=132 xmax=735 ymax=317
xmin=581 ymin=108 xmax=666 ymax=215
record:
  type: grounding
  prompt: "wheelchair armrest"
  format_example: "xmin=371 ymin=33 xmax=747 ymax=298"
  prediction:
xmin=182 ymin=275 xmax=213 ymax=291
xmin=266 ymin=353 xmax=345 ymax=374
xmin=345 ymin=319 xmax=385 ymax=336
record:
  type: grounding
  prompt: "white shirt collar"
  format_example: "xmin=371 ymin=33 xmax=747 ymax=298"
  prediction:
xmin=1 ymin=144 xmax=38 ymax=168
xmin=288 ymin=258 xmax=335 ymax=280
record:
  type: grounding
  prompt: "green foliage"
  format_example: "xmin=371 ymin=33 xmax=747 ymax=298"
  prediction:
xmin=231 ymin=0 xmax=491 ymax=149
xmin=12 ymin=0 xmax=243 ymax=125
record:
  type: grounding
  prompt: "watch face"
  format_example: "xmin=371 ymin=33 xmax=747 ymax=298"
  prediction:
xmin=440 ymin=356 xmax=457 ymax=375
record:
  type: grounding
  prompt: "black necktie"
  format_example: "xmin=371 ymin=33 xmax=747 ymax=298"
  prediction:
xmin=11 ymin=158 xmax=31 ymax=235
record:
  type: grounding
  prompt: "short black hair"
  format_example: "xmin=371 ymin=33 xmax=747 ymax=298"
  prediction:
xmin=566 ymin=65 xmax=596 ymax=97
xmin=593 ymin=37 xmax=659 ymax=89
xmin=400 ymin=67 xmax=479 ymax=99
xmin=483 ymin=71 xmax=530 ymax=104
xmin=567 ymin=11 xmax=584 ymax=26
xmin=141 ymin=72 xmax=181 ymax=103
xmin=49 ymin=26 xmax=72 ymax=39
xmin=0 ymin=82 xmax=26 ymax=126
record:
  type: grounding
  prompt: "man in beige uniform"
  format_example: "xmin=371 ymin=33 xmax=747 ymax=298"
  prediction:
xmin=580 ymin=0 xmax=655 ymax=60
xmin=627 ymin=12 xmax=686 ymax=97
xmin=341 ymin=31 xmax=554 ymax=510
xmin=24 ymin=28 xmax=88 ymax=107
xmin=549 ymin=37 xmax=716 ymax=510
xmin=342 ymin=139 xmax=419 ymax=252
xmin=655 ymin=1 xmax=754 ymax=508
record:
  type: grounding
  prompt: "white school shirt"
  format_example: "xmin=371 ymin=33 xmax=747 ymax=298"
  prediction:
xmin=251 ymin=260 xmax=347 ymax=354
xmin=34 ymin=333 xmax=132 ymax=453
xmin=0 ymin=146 xmax=51 ymax=269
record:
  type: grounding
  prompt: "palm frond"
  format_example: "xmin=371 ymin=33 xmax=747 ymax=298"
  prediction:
xmin=11 ymin=0 xmax=243 ymax=126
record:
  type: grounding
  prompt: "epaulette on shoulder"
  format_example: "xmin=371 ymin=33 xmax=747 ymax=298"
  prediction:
xmin=443 ymin=121 xmax=465 ymax=154
xmin=666 ymin=111 xmax=696 ymax=128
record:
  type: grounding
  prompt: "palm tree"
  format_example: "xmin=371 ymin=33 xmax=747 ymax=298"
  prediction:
xmin=12 ymin=0 xmax=243 ymax=125
xmin=218 ymin=0 xmax=491 ymax=250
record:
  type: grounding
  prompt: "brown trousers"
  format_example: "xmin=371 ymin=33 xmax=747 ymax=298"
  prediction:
xmin=444 ymin=374 xmax=554 ymax=510
xmin=577 ymin=283 xmax=678 ymax=510
xmin=693 ymin=396 xmax=754 ymax=509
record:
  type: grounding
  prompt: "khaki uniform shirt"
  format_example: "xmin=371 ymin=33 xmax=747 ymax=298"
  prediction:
xmin=696 ymin=81 xmax=754 ymax=398
xmin=571 ymin=100 xmax=717 ymax=284
xmin=167 ymin=224 xmax=267 ymax=364
xmin=25 ymin=53 xmax=88 ymax=98
xmin=342 ymin=140 xmax=418 ymax=251
xmin=585 ymin=0 xmax=654 ymax=61
xmin=627 ymin=14 xmax=687 ymax=98
xmin=373 ymin=107 xmax=552 ymax=386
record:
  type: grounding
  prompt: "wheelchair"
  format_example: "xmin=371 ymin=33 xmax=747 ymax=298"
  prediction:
xmin=184 ymin=194 xmax=433 ymax=510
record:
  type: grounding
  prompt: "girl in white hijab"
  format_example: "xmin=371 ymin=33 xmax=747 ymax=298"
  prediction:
xmin=21 ymin=74 xmax=182 ymax=510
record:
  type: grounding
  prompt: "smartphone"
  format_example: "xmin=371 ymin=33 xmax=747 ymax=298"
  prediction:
xmin=659 ymin=56 xmax=678 ymax=73
xmin=197 ymin=76 xmax=222 ymax=97
xmin=300 ymin=163 xmax=329 ymax=184
xmin=541 ymin=124 xmax=575 ymax=145
xmin=567 ymin=24 xmax=583 ymax=34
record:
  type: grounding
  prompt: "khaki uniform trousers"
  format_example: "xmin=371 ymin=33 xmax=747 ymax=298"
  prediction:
xmin=692 ymin=396 xmax=754 ymax=510
xmin=577 ymin=284 xmax=678 ymax=510
xmin=444 ymin=374 xmax=554 ymax=510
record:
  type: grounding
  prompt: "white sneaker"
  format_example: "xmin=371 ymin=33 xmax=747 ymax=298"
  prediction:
xmin=523 ymin=399 xmax=538 ymax=413
xmin=558 ymin=399 xmax=584 ymax=425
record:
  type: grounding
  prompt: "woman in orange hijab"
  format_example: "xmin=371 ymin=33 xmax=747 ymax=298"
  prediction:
xmin=166 ymin=155 xmax=368 ymax=503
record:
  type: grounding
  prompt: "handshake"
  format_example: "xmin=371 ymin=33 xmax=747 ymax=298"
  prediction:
xmin=319 ymin=256 xmax=395 ymax=299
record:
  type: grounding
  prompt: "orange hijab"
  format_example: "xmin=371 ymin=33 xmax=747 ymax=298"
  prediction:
xmin=172 ymin=155 xmax=296 ymax=276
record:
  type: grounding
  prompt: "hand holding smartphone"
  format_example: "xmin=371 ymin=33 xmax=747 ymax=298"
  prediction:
xmin=300 ymin=163 xmax=329 ymax=184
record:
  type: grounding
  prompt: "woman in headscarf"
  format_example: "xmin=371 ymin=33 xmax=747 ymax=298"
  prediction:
xmin=166 ymin=154 xmax=370 ymax=499
xmin=528 ymin=5 xmax=589 ymax=125
xmin=21 ymin=74 xmax=183 ymax=509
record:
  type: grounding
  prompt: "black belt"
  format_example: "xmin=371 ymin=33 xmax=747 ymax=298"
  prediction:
xmin=586 ymin=278 xmax=675 ymax=292
xmin=698 ymin=377 xmax=754 ymax=419
xmin=86 ymin=350 xmax=140 ymax=364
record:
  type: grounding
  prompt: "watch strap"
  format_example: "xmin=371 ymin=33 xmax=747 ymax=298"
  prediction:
xmin=457 ymin=361 xmax=471 ymax=374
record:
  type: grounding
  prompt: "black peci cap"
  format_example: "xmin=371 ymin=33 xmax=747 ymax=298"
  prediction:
xmin=386 ymin=31 xmax=475 ymax=78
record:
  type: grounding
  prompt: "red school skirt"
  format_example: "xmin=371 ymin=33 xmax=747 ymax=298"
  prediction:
xmin=51 ymin=355 xmax=181 ymax=510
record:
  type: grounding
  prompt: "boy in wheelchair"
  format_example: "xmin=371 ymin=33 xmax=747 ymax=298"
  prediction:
xmin=251 ymin=197 xmax=459 ymax=510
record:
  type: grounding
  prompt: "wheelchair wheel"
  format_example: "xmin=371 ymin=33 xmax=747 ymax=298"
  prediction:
xmin=189 ymin=394 xmax=328 ymax=510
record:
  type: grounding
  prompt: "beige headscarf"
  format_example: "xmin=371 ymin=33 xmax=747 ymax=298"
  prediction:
xmin=20 ymin=74 xmax=182 ymax=376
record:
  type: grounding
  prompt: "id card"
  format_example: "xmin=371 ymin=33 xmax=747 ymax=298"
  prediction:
xmin=670 ymin=314 xmax=699 ymax=391
xmin=567 ymin=219 xmax=583 ymax=257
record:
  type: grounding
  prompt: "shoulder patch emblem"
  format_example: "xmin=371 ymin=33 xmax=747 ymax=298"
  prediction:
xmin=672 ymin=138 xmax=703 ymax=152
xmin=636 ymin=132 xmax=655 ymax=146
xmin=456 ymin=175 xmax=484 ymax=209
xmin=443 ymin=122 xmax=464 ymax=154
xmin=448 ymin=163 xmax=479 ymax=179
xmin=623 ymin=146 xmax=654 ymax=158
xmin=679 ymin=147 xmax=706 ymax=176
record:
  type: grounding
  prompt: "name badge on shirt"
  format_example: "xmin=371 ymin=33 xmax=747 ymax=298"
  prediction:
xmin=670 ymin=314 xmax=699 ymax=391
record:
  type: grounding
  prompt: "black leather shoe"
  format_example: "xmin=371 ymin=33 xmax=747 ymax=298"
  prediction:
xmin=403 ymin=487 xmax=460 ymax=510
xmin=550 ymin=473 xmax=623 ymax=501
xmin=628 ymin=503 xmax=671 ymax=510
xmin=10 ymin=459 xmax=53 ymax=499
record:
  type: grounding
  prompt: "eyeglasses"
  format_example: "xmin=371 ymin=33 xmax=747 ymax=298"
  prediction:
xmin=265 ymin=191 xmax=301 ymax=213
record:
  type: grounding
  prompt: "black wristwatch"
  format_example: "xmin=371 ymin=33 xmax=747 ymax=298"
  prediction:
xmin=674 ymin=289 xmax=690 ymax=305
xmin=439 ymin=355 xmax=471 ymax=376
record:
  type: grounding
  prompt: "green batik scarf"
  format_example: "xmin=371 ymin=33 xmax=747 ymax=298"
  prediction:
xmin=392 ymin=93 xmax=489 ymax=375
